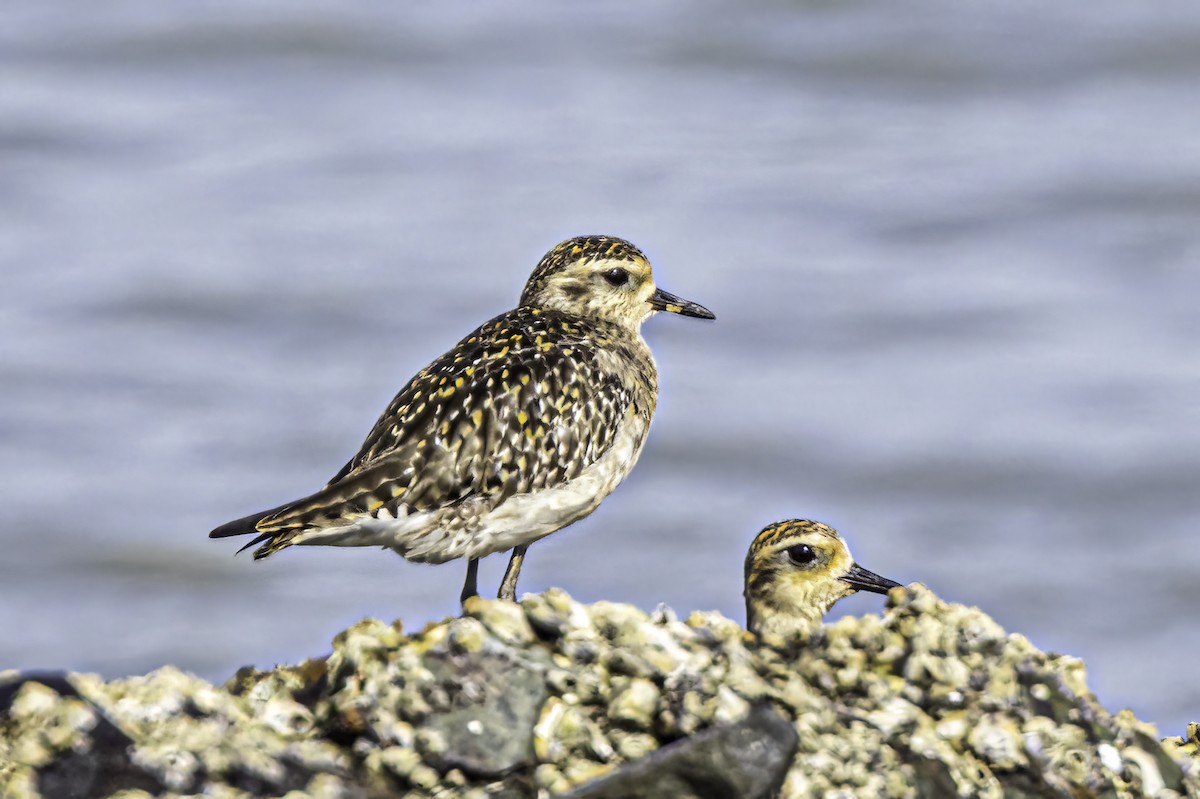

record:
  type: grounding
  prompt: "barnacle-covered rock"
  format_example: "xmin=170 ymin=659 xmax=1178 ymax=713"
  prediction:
xmin=0 ymin=669 xmax=361 ymax=798
xmin=1164 ymin=722 xmax=1200 ymax=762
xmin=1 ymin=585 xmax=1195 ymax=798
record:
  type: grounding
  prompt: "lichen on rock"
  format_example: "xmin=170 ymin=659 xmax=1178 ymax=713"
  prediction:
xmin=1 ymin=585 xmax=1196 ymax=798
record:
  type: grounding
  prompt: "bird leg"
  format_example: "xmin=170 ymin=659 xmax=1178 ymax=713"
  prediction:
xmin=460 ymin=558 xmax=480 ymax=606
xmin=497 ymin=545 xmax=528 ymax=601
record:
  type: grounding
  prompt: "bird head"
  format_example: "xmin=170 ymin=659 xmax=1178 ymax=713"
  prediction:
xmin=744 ymin=519 xmax=901 ymax=642
xmin=520 ymin=235 xmax=714 ymax=328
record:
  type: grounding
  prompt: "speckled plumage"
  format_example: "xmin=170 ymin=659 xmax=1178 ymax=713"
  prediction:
xmin=225 ymin=308 xmax=652 ymax=562
xmin=211 ymin=235 xmax=714 ymax=602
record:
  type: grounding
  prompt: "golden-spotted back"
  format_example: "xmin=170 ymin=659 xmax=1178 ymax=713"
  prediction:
xmin=210 ymin=235 xmax=714 ymax=605
xmin=744 ymin=519 xmax=900 ymax=641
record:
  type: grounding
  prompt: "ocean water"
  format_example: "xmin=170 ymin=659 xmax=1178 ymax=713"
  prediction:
xmin=2 ymin=2 xmax=1198 ymax=737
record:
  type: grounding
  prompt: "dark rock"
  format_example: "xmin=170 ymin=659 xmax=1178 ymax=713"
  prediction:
xmin=564 ymin=702 xmax=798 ymax=799
xmin=0 ymin=673 xmax=80 ymax=714
xmin=0 ymin=674 xmax=167 ymax=799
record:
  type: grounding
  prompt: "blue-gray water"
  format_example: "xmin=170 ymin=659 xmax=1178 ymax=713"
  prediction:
xmin=2 ymin=3 xmax=1198 ymax=737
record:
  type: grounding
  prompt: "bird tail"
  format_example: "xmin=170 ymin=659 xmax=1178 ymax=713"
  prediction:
xmin=211 ymin=460 xmax=411 ymax=558
xmin=209 ymin=499 xmax=312 ymax=559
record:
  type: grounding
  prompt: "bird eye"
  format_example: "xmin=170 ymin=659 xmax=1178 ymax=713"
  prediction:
xmin=602 ymin=268 xmax=630 ymax=287
xmin=786 ymin=544 xmax=816 ymax=565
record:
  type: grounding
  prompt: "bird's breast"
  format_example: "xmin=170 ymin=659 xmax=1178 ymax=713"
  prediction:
xmin=592 ymin=333 xmax=658 ymax=416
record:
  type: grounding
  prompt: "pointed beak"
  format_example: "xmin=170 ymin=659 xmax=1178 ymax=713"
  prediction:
xmin=648 ymin=287 xmax=715 ymax=320
xmin=838 ymin=563 xmax=902 ymax=595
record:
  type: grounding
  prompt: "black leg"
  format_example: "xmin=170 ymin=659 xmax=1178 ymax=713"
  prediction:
xmin=497 ymin=545 xmax=528 ymax=601
xmin=460 ymin=558 xmax=480 ymax=606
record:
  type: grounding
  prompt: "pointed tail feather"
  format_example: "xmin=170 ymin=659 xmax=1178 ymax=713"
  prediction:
xmin=209 ymin=508 xmax=276 ymax=538
xmin=211 ymin=464 xmax=408 ymax=559
xmin=209 ymin=500 xmax=305 ymax=559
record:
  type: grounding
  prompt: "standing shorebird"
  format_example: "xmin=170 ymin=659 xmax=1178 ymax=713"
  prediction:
xmin=210 ymin=235 xmax=714 ymax=604
xmin=744 ymin=519 xmax=901 ymax=641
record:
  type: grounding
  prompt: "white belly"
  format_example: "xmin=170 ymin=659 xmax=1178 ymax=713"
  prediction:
xmin=450 ymin=414 xmax=648 ymax=558
xmin=295 ymin=412 xmax=650 ymax=563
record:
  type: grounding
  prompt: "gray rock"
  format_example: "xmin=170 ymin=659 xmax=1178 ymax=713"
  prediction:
xmin=564 ymin=702 xmax=798 ymax=799
xmin=421 ymin=647 xmax=550 ymax=778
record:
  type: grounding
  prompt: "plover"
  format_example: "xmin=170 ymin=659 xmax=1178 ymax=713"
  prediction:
xmin=210 ymin=235 xmax=714 ymax=604
xmin=744 ymin=519 xmax=900 ymax=640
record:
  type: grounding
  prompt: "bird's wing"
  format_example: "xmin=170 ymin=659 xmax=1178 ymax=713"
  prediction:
xmin=223 ymin=311 xmax=636 ymax=555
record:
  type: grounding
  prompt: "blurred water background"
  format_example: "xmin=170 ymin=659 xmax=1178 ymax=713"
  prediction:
xmin=2 ymin=2 xmax=1198 ymax=736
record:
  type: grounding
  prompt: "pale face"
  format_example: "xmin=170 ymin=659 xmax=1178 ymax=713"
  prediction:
xmin=531 ymin=255 xmax=660 ymax=326
xmin=744 ymin=520 xmax=900 ymax=642
xmin=520 ymin=236 xmax=714 ymax=328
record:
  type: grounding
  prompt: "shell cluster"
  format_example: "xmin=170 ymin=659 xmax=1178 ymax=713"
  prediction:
xmin=1 ymin=587 xmax=1197 ymax=798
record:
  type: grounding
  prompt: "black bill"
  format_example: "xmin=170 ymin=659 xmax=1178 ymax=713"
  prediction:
xmin=649 ymin=287 xmax=715 ymax=320
xmin=839 ymin=563 xmax=902 ymax=595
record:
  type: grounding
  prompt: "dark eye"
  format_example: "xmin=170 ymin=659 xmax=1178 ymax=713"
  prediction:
xmin=602 ymin=268 xmax=630 ymax=287
xmin=786 ymin=544 xmax=816 ymax=565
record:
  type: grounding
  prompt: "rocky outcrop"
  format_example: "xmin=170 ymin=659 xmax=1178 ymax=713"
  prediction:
xmin=1 ymin=586 xmax=1196 ymax=798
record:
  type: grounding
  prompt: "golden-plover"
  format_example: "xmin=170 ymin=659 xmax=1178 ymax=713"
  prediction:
xmin=744 ymin=519 xmax=900 ymax=640
xmin=210 ymin=235 xmax=714 ymax=604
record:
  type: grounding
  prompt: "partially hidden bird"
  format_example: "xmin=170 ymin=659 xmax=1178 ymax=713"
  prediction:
xmin=744 ymin=519 xmax=901 ymax=641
